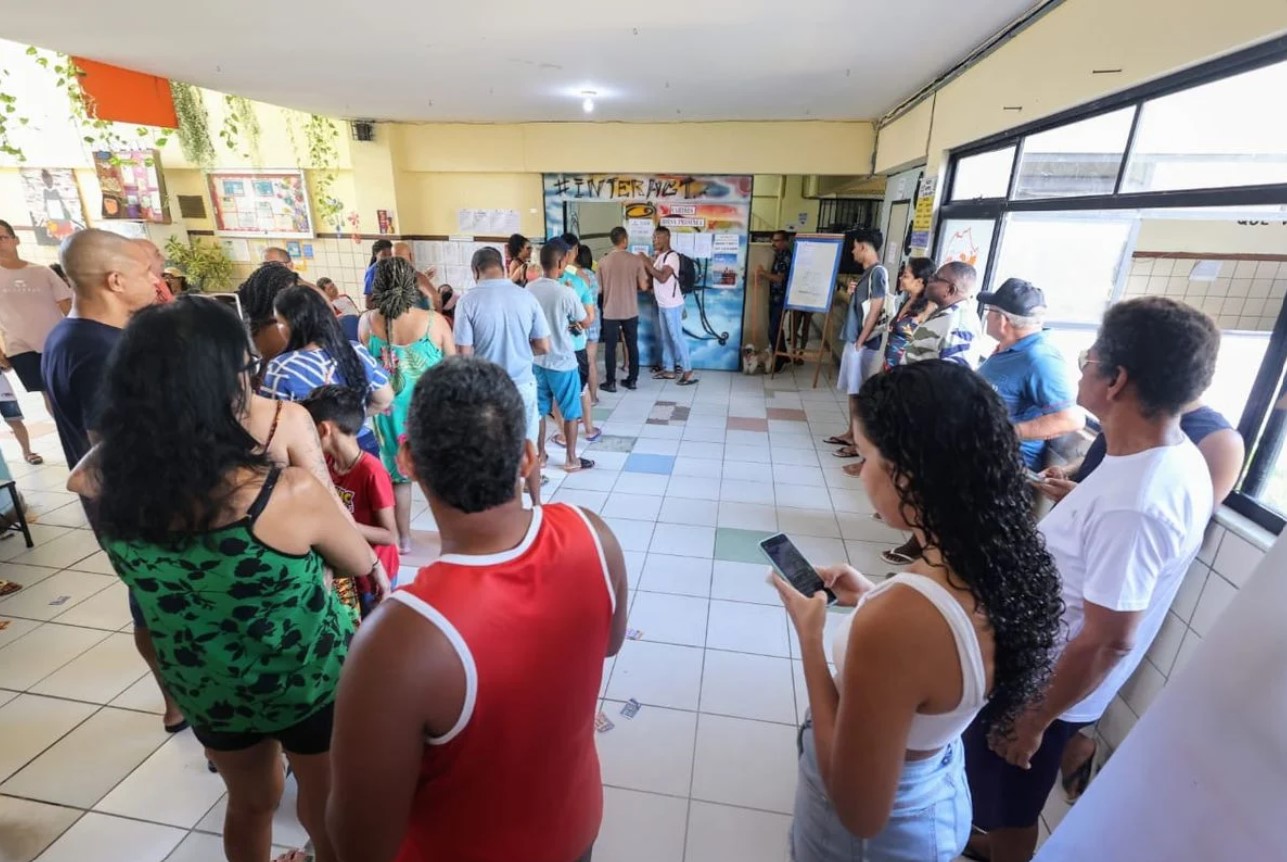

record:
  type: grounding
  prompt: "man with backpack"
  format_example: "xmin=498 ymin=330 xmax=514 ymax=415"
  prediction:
xmin=638 ymin=226 xmax=697 ymax=386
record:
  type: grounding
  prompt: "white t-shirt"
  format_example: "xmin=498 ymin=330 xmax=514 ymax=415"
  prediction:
xmin=0 ymin=263 xmax=73 ymax=354
xmin=653 ymin=250 xmax=684 ymax=309
xmin=1040 ymin=439 xmax=1211 ymax=723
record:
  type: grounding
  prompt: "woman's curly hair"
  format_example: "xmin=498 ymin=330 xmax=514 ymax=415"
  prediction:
xmin=853 ymin=360 xmax=1064 ymax=734
xmin=370 ymin=256 xmax=420 ymax=321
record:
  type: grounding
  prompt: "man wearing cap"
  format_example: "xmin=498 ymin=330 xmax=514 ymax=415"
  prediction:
xmin=977 ymin=278 xmax=1083 ymax=469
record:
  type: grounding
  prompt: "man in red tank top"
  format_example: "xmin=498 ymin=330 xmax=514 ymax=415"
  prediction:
xmin=328 ymin=355 xmax=628 ymax=862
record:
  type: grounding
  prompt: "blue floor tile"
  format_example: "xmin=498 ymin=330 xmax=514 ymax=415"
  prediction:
xmin=624 ymin=453 xmax=676 ymax=475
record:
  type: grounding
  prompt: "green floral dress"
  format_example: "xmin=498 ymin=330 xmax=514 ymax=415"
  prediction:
xmin=369 ymin=313 xmax=444 ymax=483
xmin=102 ymin=469 xmax=354 ymax=733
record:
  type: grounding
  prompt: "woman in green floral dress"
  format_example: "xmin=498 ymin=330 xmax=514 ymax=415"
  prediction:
xmin=361 ymin=257 xmax=455 ymax=552
xmin=71 ymin=296 xmax=388 ymax=862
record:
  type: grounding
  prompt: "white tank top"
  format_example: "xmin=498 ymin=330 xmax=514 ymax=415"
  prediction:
xmin=832 ymin=572 xmax=988 ymax=751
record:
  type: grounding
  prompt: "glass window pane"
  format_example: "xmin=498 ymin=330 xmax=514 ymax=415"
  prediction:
xmin=1123 ymin=60 xmax=1287 ymax=192
xmin=1013 ymin=108 xmax=1135 ymax=199
xmin=949 ymin=147 xmax=1016 ymax=201
xmin=937 ymin=219 xmax=996 ymax=280
xmin=990 ymin=212 xmax=1134 ymax=323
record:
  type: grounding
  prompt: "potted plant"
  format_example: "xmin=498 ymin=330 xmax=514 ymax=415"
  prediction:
xmin=164 ymin=236 xmax=234 ymax=292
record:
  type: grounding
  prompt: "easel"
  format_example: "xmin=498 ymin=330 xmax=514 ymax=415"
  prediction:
xmin=770 ymin=305 xmax=837 ymax=389
xmin=768 ymin=233 xmax=846 ymax=389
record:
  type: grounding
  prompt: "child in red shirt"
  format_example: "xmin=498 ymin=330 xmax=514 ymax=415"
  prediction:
xmin=302 ymin=384 xmax=400 ymax=617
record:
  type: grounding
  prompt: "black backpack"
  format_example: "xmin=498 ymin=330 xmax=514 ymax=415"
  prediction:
xmin=672 ymin=251 xmax=698 ymax=294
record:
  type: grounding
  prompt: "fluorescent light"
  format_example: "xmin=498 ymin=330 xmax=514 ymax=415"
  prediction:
xmin=581 ymin=90 xmax=597 ymax=114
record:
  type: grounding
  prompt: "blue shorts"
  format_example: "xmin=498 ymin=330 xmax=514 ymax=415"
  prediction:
xmin=535 ymin=366 xmax=582 ymax=421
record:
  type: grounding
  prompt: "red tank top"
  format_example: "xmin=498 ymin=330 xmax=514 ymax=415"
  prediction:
xmin=390 ymin=504 xmax=616 ymax=862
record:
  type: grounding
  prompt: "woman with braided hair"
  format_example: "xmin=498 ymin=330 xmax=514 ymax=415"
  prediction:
xmin=360 ymin=256 xmax=454 ymax=552
xmin=237 ymin=262 xmax=298 ymax=368
xmin=775 ymin=359 xmax=1063 ymax=862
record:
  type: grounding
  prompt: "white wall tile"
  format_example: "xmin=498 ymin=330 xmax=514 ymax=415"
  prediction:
xmin=1098 ymin=695 xmax=1138 ymax=751
xmin=1211 ymin=532 xmax=1264 ymax=589
xmin=1119 ymin=658 xmax=1166 ymax=717
xmin=1172 ymin=628 xmax=1204 ymax=677
xmin=1197 ymin=522 xmax=1224 ymax=565
xmin=1170 ymin=560 xmax=1209 ymax=623
xmin=1145 ymin=611 xmax=1186 ymax=678
xmin=1189 ymin=572 xmax=1238 ymax=638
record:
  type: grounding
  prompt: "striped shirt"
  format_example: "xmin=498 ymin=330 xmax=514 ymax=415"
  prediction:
xmin=259 ymin=343 xmax=389 ymax=402
xmin=902 ymin=300 xmax=985 ymax=368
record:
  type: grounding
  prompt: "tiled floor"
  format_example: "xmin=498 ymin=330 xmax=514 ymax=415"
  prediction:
xmin=0 ymin=368 xmax=1055 ymax=861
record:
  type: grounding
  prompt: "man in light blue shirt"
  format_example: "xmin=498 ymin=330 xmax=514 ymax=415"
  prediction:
xmin=529 ymin=239 xmax=593 ymax=474
xmin=454 ymin=246 xmax=552 ymax=504
xmin=976 ymin=278 xmax=1083 ymax=468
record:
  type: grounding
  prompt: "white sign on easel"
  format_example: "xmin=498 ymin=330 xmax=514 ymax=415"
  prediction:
xmin=784 ymin=234 xmax=845 ymax=314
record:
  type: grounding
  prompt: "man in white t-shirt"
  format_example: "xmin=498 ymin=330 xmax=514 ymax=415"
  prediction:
xmin=964 ymin=296 xmax=1219 ymax=862
xmin=0 ymin=218 xmax=72 ymax=401
xmin=638 ymin=226 xmax=697 ymax=386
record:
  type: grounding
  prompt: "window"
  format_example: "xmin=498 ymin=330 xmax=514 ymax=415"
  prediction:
xmin=1013 ymin=108 xmax=1135 ymax=199
xmin=935 ymin=39 xmax=1287 ymax=534
xmin=1122 ymin=59 xmax=1287 ymax=193
xmin=949 ymin=147 xmax=1015 ymax=201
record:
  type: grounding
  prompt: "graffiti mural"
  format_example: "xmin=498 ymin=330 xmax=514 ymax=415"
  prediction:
xmin=544 ymin=174 xmax=752 ymax=371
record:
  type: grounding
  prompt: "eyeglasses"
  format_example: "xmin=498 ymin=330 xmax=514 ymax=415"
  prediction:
xmin=242 ymin=356 xmax=262 ymax=376
xmin=1077 ymin=350 xmax=1104 ymax=371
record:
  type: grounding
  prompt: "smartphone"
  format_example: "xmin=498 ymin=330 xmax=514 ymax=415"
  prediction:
xmin=1024 ymin=468 xmax=1046 ymax=484
xmin=760 ymin=533 xmax=837 ymax=604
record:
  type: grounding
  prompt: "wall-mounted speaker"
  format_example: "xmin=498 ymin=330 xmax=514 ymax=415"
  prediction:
xmin=350 ymin=120 xmax=375 ymax=142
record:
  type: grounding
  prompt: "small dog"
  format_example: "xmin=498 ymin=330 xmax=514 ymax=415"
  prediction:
xmin=741 ymin=345 xmax=763 ymax=375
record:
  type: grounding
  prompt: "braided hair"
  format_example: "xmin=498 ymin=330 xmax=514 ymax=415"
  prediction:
xmin=371 ymin=257 xmax=421 ymax=321
xmin=237 ymin=262 xmax=297 ymax=335
xmin=853 ymin=361 xmax=1063 ymax=735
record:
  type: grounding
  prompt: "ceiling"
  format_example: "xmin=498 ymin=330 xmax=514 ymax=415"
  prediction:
xmin=1 ymin=1 xmax=1043 ymax=123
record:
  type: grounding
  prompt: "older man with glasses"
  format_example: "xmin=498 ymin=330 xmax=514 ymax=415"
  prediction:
xmin=901 ymin=260 xmax=986 ymax=368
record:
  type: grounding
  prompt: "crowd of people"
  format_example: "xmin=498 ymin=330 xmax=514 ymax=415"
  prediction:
xmin=0 ymin=215 xmax=1246 ymax=862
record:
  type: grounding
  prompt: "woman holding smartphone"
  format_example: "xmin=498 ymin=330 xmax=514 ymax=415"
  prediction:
xmin=774 ymin=360 xmax=1062 ymax=862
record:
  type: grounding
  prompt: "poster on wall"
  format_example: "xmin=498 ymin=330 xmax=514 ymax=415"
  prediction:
xmin=207 ymin=170 xmax=313 ymax=238
xmin=92 ymin=150 xmax=170 ymax=223
xmin=20 ymin=168 xmax=87 ymax=245
xmin=785 ymin=235 xmax=845 ymax=314
xmin=544 ymin=174 xmax=753 ymax=371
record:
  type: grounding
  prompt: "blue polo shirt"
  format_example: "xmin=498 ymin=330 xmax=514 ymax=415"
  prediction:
xmin=978 ymin=330 xmax=1077 ymax=468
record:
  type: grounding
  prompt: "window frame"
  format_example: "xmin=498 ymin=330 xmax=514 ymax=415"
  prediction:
xmin=934 ymin=34 xmax=1287 ymax=534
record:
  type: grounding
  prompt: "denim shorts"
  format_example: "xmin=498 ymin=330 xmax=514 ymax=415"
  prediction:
xmin=792 ymin=720 xmax=971 ymax=862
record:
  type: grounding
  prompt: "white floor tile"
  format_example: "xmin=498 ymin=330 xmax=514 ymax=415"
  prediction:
xmin=0 ymin=623 xmax=110 ymax=691
xmin=597 ymin=701 xmax=697 ymax=797
xmin=774 ymin=483 xmax=833 ymax=510
xmin=0 ymin=569 xmax=117 ymax=622
xmin=656 ymin=497 xmax=719 ymax=528
xmin=835 ymin=513 xmax=907 ymax=544
xmin=691 ymin=713 xmax=798 ymax=814
xmin=686 ymin=800 xmax=793 ymax=862
xmin=0 ymin=615 xmax=42 ymax=650
xmin=2 ymin=707 xmax=168 ymax=807
xmin=649 ymin=524 xmax=714 ymax=558
xmin=560 ymin=468 xmax=621 ymax=491
xmin=829 ymin=486 xmax=876 ymax=514
xmin=614 ymin=473 xmax=671 ymax=496
xmin=666 ymin=475 xmax=720 ymax=501
xmin=110 ymin=673 xmax=167 ymax=715
xmin=685 ymin=413 xmax=728 ymax=428
xmin=622 ymin=551 xmax=646 ymax=588
xmin=724 ymin=443 xmax=773 ymax=464
xmin=0 ymin=694 xmax=97 ymax=782
xmin=639 ymin=554 xmax=712 ymax=597
xmin=627 ymin=592 xmax=709 ymax=648
xmin=792 ymin=536 xmax=849 ymax=570
xmin=720 ymin=479 xmax=775 ymax=504
xmin=36 ymin=811 xmax=185 ymax=862
xmin=550 ymin=489 xmax=609 ymax=513
xmin=706 ymin=600 xmax=790 ymax=657
xmin=606 ymin=640 xmax=704 ymax=710
xmin=596 ymin=787 xmax=688 ymax=862
xmin=718 ymin=502 xmax=778 ymax=532
xmin=845 ymin=540 xmax=893 ymax=575
xmin=775 ymin=508 xmax=841 ymax=539
xmin=605 ymin=519 xmax=656 ymax=553
xmin=670 ymin=456 xmax=723 ymax=479
xmin=710 ymin=560 xmax=779 ymax=606
xmin=9 ymin=529 xmax=103 ymax=570
xmin=95 ymin=732 xmax=227 ymax=828
xmin=682 ymin=426 xmax=726 ymax=444
xmin=772 ymin=448 xmax=821 ymax=467
xmin=637 ymin=423 xmax=685 ymax=441
xmin=587 ymin=451 xmax=630 ymax=472
xmin=67 ymin=549 xmax=118 ymax=575
xmin=0 ymin=794 xmax=82 ymax=862
xmin=52 ymin=580 xmax=133 ymax=630
xmin=0 ymin=525 xmax=74 ymax=563
xmin=603 ymin=493 xmax=664 ymax=522
xmin=726 ymin=430 xmax=770 ymax=448
xmin=773 ymin=464 xmax=826 ymax=487
xmin=700 ymin=650 xmax=797 ymax=724
xmin=30 ymin=632 xmax=150 ymax=704
xmin=0 ymin=562 xmax=63 ymax=592
xmin=632 ymin=438 xmax=680 ymax=456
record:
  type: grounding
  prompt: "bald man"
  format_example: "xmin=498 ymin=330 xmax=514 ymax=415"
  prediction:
xmin=391 ymin=241 xmax=440 ymax=310
xmin=44 ymin=228 xmax=186 ymax=731
xmin=263 ymin=246 xmax=293 ymax=268
xmin=130 ymin=238 xmax=173 ymax=304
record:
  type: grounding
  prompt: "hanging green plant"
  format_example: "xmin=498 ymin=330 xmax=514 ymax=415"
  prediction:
xmin=164 ymin=235 xmax=234 ymax=292
xmin=303 ymin=113 xmax=344 ymax=229
xmin=0 ymin=68 xmax=31 ymax=162
xmin=171 ymin=81 xmax=216 ymax=167
xmin=219 ymin=94 xmax=261 ymax=163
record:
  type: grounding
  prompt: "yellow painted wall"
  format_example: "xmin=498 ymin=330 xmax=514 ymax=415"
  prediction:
xmin=396 ymin=172 xmax=545 ymax=237
xmin=874 ymin=0 xmax=1287 ymax=173
xmin=874 ymin=98 xmax=934 ymax=175
xmin=1136 ymin=218 xmax=1287 ymax=255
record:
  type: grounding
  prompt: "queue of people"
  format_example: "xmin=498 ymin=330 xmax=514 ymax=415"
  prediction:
xmin=0 ymin=216 xmax=1246 ymax=862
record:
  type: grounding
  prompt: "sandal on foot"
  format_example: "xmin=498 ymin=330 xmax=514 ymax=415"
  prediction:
xmin=564 ymin=457 xmax=595 ymax=473
xmin=551 ymin=434 xmax=567 ymax=447
xmin=652 ymin=371 xmax=675 ymax=380
xmin=584 ymin=428 xmax=603 ymax=442
xmin=822 ymin=435 xmax=849 ymax=445
xmin=842 ymin=461 xmax=864 ymax=477
xmin=676 ymin=376 xmax=699 ymax=386
xmin=832 ymin=446 xmax=860 ymax=458
xmin=24 ymin=453 xmax=43 ymax=465
xmin=881 ymin=549 xmax=915 ymax=566
xmin=164 ymin=719 xmax=189 ymax=734
xmin=1062 ymin=741 xmax=1097 ymax=803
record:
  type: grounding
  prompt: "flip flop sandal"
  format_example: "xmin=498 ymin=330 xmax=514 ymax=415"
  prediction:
xmin=881 ymin=549 xmax=915 ymax=565
xmin=652 ymin=372 xmax=675 ymax=380
xmin=565 ymin=457 xmax=595 ymax=473
xmin=1061 ymin=741 xmax=1097 ymax=802
xmin=0 ymin=580 xmax=22 ymax=597
xmin=24 ymin=453 xmax=43 ymax=465
xmin=822 ymin=436 xmax=849 ymax=445
xmin=540 ymin=474 xmax=550 ymax=486
xmin=164 ymin=719 xmax=189 ymax=734
xmin=842 ymin=462 xmax=864 ymax=477
xmin=832 ymin=446 xmax=860 ymax=458
xmin=676 ymin=377 xmax=699 ymax=386
xmin=551 ymin=434 xmax=567 ymax=447
xmin=584 ymin=429 xmax=603 ymax=442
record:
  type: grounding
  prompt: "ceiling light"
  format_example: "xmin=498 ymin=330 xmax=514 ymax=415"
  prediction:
xmin=581 ymin=90 xmax=596 ymax=113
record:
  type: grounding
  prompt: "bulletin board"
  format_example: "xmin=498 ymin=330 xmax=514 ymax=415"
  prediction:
xmin=784 ymin=234 xmax=845 ymax=313
xmin=207 ymin=170 xmax=314 ymax=238
xmin=93 ymin=149 xmax=170 ymax=223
